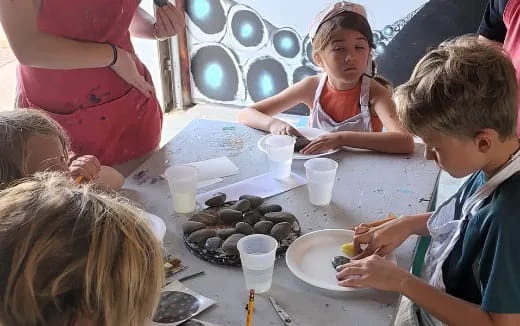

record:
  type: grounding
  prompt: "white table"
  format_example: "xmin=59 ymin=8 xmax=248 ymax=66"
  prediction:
xmin=122 ymin=119 xmax=440 ymax=326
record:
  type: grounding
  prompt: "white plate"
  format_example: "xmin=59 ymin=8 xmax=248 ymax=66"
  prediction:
xmin=144 ymin=212 xmax=167 ymax=243
xmin=257 ymin=127 xmax=340 ymax=160
xmin=286 ymin=229 xmax=397 ymax=292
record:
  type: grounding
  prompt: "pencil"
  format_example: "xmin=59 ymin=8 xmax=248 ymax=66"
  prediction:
xmin=246 ymin=289 xmax=255 ymax=326
xmin=74 ymin=176 xmax=84 ymax=185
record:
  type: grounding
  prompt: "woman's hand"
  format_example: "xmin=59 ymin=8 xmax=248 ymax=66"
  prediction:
xmin=153 ymin=3 xmax=186 ymax=41
xmin=111 ymin=47 xmax=154 ymax=96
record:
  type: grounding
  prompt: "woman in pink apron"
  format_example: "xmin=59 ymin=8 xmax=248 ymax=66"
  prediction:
xmin=479 ymin=0 xmax=520 ymax=137
xmin=0 ymin=0 xmax=185 ymax=165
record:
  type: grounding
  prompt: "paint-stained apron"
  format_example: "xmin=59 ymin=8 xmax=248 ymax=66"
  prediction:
xmin=16 ymin=0 xmax=163 ymax=165
xmin=504 ymin=0 xmax=520 ymax=137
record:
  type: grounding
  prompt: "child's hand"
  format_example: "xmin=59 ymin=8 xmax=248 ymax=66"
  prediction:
xmin=352 ymin=218 xmax=413 ymax=259
xmin=300 ymin=133 xmax=342 ymax=154
xmin=69 ymin=155 xmax=101 ymax=181
xmin=268 ymin=119 xmax=302 ymax=137
xmin=336 ymin=255 xmax=410 ymax=292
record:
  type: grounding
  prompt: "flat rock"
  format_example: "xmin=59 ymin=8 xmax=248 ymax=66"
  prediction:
xmin=230 ymin=199 xmax=251 ymax=212
xmin=257 ymin=204 xmax=282 ymax=214
xmin=218 ymin=209 xmax=243 ymax=224
xmin=222 ymin=233 xmax=246 ymax=255
xmin=239 ymin=195 xmax=264 ymax=208
xmin=243 ymin=211 xmax=262 ymax=225
xmin=205 ymin=192 xmax=227 ymax=207
xmin=332 ymin=256 xmax=350 ymax=269
xmin=264 ymin=212 xmax=296 ymax=224
xmin=216 ymin=228 xmax=237 ymax=239
xmin=205 ymin=237 xmax=223 ymax=251
xmin=190 ymin=212 xmax=218 ymax=225
xmin=294 ymin=136 xmax=311 ymax=152
xmin=253 ymin=221 xmax=274 ymax=234
xmin=189 ymin=229 xmax=217 ymax=245
xmin=182 ymin=221 xmax=206 ymax=234
xmin=270 ymin=222 xmax=292 ymax=241
xmin=235 ymin=222 xmax=254 ymax=235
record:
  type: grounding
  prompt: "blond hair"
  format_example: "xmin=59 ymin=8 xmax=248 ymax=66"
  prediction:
xmin=0 ymin=172 xmax=164 ymax=326
xmin=0 ymin=110 xmax=69 ymax=189
xmin=312 ymin=11 xmax=374 ymax=54
xmin=395 ymin=35 xmax=518 ymax=140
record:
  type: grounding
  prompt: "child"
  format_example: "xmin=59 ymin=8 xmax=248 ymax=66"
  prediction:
xmin=336 ymin=36 xmax=520 ymax=325
xmin=238 ymin=1 xmax=413 ymax=154
xmin=0 ymin=172 xmax=164 ymax=326
xmin=0 ymin=109 xmax=124 ymax=190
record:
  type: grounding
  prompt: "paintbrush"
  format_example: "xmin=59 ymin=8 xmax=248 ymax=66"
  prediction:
xmin=246 ymin=289 xmax=255 ymax=326
xmin=74 ymin=176 xmax=84 ymax=185
xmin=349 ymin=213 xmax=398 ymax=230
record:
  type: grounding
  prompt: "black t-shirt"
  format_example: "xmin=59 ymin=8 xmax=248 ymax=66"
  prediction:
xmin=478 ymin=0 xmax=509 ymax=42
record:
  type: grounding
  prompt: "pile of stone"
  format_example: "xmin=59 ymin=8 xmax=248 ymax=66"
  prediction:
xmin=182 ymin=193 xmax=299 ymax=256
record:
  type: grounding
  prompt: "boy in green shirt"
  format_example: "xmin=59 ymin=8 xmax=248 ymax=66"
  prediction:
xmin=336 ymin=35 xmax=520 ymax=326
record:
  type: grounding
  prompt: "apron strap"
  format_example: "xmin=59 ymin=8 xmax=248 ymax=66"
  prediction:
xmin=312 ymin=73 xmax=328 ymax=110
xmin=359 ymin=75 xmax=372 ymax=131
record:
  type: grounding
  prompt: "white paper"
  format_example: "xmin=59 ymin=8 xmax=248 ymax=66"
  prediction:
xmin=182 ymin=320 xmax=222 ymax=326
xmin=197 ymin=178 xmax=223 ymax=189
xmin=186 ymin=157 xmax=239 ymax=181
xmin=197 ymin=172 xmax=307 ymax=206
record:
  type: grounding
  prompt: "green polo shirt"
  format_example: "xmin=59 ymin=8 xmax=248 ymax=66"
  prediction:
xmin=442 ymin=170 xmax=520 ymax=313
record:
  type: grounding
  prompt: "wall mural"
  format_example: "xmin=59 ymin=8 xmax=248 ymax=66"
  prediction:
xmin=186 ymin=0 xmax=488 ymax=115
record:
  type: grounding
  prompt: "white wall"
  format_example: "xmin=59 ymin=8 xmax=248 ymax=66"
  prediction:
xmin=237 ymin=1 xmax=429 ymax=33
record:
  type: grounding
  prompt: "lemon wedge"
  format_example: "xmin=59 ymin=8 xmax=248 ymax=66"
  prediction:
xmin=341 ymin=242 xmax=355 ymax=257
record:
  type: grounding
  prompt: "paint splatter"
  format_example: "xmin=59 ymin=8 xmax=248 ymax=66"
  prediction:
xmin=397 ymin=189 xmax=414 ymax=195
xmin=132 ymin=170 xmax=166 ymax=185
xmin=89 ymin=93 xmax=101 ymax=104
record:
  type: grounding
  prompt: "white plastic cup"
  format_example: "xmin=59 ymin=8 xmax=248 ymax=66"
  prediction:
xmin=265 ymin=135 xmax=295 ymax=179
xmin=304 ymin=158 xmax=338 ymax=206
xmin=237 ymin=234 xmax=278 ymax=293
xmin=165 ymin=165 xmax=198 ymax=213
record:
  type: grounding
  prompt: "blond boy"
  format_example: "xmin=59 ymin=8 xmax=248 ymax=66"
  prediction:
xmin=336 ymin=36 xmax=520 ymax=326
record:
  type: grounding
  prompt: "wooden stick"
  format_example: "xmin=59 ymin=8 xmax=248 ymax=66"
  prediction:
xmin=350 ymin=213 xmax=398 ymax=230
xmin=367 ymin=215 xmax=397 ymax=228
xmin=74 ymin=176 xmax=84 ymax=185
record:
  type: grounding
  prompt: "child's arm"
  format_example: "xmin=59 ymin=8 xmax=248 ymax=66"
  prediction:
xmin=301 ymin=81 xmax=414 ymax=154
xmin=69 ymin=156 xmax=124 ymax=190
xmin=238 ymin=76 xmax=319 ymax=136
xmin=352 ymin=212 xmax=431 ymax=259
xmin=96 ymin=166 xmax=125 ymax=190
xmin=337 ymin=256 xmax=520 ymax=326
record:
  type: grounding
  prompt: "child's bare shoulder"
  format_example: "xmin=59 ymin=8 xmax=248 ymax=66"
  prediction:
xmin=292 ymin=74 xmax=321 ymax=104
xmin=298 ymin=74 xmax=321 ymax=90
xmin=369 ymin=78 xmax=392 ymax=104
